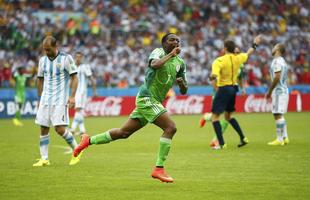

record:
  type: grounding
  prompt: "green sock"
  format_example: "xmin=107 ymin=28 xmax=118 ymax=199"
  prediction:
xmin=156 ymin=137 xmax=172 ymax=167
xmin=212 ymin=120 xmax=229 ymax=141
xmin=220 ymin=120 xmax=229 ymax=133
xmin=15 ymin=110 xmax=21 ymax=120
xmin=90 ymin=131 xmax=112 ymax=145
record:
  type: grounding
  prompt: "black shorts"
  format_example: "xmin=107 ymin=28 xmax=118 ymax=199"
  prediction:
xmin=212 ymin=85 xmax=238 ymax=114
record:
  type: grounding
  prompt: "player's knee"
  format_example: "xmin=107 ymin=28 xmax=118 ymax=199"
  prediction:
xmin=54 ymin=126 xmax=66 ymax=135
xmin=166 ymin=124 xmax=177 ymax=135
xmin=119 ymin=130 xmax=132 ymax=139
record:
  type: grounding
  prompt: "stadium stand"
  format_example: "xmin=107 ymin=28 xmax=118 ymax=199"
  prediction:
xmin=0 ymin=0 xmax=309 ymax=88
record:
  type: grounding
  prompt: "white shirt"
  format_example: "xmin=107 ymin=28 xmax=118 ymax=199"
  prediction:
xmin=270 ymin=56 xmax=289 ymax=95
xmin=77 ymin=63 xmax=92 ymax=95
xmin=38 ymin=52 xmax=77 ymax=105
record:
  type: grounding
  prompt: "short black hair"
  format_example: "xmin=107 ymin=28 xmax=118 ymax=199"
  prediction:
xmin=224 ymin=40 xmax=236 ymax=53
xmin=161 ymin=33 xmax=174 ymax=44
xmin=75 ymin=51 xmax=83 ymax=55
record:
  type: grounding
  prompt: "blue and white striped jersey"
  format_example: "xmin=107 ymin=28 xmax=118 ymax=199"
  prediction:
xmin=269 ymin=56 xmax=289 ymax=95
xmin=77 ymin=64 xmax=92 ymax=95
xmin=38 ymin=52 xmax=77 ymax=105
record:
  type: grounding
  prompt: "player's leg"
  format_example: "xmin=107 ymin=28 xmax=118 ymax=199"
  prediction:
xmin=13 ymin=96 xmax=23 ymax=126
xmin=71 ymin=107 xmax=84 ymax=135
xmin=268 ymin=93 xmax=288 ymax=145
xmin=151 ymin=112 xmax=176 ymax=182
xmin=225 ymin=86 xmax=248 ymax=147
xmin=268 ymin=114 xmax=285 ymax=145
xmin=77 ymin=93 xmax=88 ymax=135
xmin=224 ymin=111 xmax=248 ymax=147
xmin=33 ymin=105 xmax=51 ymax=167
xmin=210 ymin=119 xmax=229 ymax=147
xmin=73 ymin=113 xmax=145 ymax=156
xmin=70 ymin=108 xmax=80 ymax=133
xmin=211 ymin=87 xmax=227 ymax=149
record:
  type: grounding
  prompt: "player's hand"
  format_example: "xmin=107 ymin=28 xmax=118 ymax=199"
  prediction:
xmin=265 ymin=92 xmax=272 ymax=101
xmin=68 ymin=96 xmax=75 ymax=109
xmin=254 ymin=35 xmax=262 ymax=45
xmin=170 ymin=47 xmax=181 ymax=57
xmin=176 ymin=77 xmax=184 ymax=85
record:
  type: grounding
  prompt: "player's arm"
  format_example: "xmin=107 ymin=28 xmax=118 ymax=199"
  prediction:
xmin=37 ymin=77 xmax=44 ymax=97
xmin=70 ymin=73 xmax=78 ymax=99
xmin=65 ymin=55 xmax=78 ymax=108
xmin=246 ymin=35 xmax=262 ymax=57
xmin=150 ymin=47 xmax=181 ymax=69
xmin=266 ymin=71 xmax=281 ymax=99
xmin=37 ymin=58 xmax=44 ymax=103
xmin=209 ymin=59 xmax=221 ymax=89
xmin=176 ymin=63 xmax=188 ymax=94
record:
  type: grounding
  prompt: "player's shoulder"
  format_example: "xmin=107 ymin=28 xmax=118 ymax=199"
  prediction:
xmin=273 ymin=56 xmax=286 ymax=65
xmin=151 ymin=48 xmax=165 ymax=55
xmin=59 ymin=51 xmax=73 ymax=58
xmin=214 ymin=55 xmax=226 ymax=63
xmin=175 ymin=55 xmax=186 ymax=64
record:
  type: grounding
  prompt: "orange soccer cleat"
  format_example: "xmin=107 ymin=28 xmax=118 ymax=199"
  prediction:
xmin=73 ymin=134 xmax=90 ymax=157
xmin=199 ymin=118 xmax=206 ymax=128
xmin=151 ymin=167 xmax=174 ymax=183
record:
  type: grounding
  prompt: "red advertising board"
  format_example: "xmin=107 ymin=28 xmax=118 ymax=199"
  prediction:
xmin=69 ymin=93 xmax=310 ymax=117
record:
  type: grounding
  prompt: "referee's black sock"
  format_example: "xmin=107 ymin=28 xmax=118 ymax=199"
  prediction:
xmin=212 ymin=121 xmax=225 ymax=146
xmin=229 ymin=118 xmax=245 ymax=140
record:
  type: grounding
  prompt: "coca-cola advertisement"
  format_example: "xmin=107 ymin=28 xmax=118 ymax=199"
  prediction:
xmin=68 ymin=93 xmax=310 ymax=117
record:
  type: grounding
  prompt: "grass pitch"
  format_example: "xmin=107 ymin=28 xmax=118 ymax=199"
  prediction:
xmin=1 ymin=112 xmax=310 ymax=200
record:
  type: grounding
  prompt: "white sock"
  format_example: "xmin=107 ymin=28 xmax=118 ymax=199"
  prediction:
xmin=282 ymin=120 xmax=288 ymax=139
xmin=71 ymin=112 xmax=82 ymax=131
xmin=276 ymin=118 xmax=285 ymax=142
xmin=40 ymin=134 xmax=49 ymax=160
xmin=62 ymin=130 xmax=78 ymax=149
xmin=79 ymin=122 xmax=86 ymax=134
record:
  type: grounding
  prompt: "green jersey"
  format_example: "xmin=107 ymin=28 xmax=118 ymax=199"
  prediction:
xmin=138 ymin=48 xmax=187 ymax=103
xmin=14 ymin=72 xmax=29 ymax=103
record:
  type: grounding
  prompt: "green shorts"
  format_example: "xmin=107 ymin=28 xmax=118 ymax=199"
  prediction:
xmin=130 ymin=96 xmax=167 ymax=126
xmin=15 ymin=95 xmax=25 ymax=104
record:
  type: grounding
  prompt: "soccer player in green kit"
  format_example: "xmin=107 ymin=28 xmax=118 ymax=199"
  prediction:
xmin=12 ymin=66 xmax=32 ymax=126
xmin=73 ymin=33 xmax=188 ymax=183
xmin=199 ymin=46 xmax=246 ymax=148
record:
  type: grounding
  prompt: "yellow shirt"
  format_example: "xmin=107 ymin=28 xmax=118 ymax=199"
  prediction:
xmin=211 ymin=53 xmax=248 ymax=87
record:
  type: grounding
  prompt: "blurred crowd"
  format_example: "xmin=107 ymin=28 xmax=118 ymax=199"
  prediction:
xmin=0 ymin=0 xmax=309 ymax=88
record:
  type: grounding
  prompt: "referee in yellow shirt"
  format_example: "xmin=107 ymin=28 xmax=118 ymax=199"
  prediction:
xmin=210 ymin=35 xmax=262 ymax=149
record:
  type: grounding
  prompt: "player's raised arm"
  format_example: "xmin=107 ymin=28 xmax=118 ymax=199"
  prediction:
xmin=150 ymin=47 xmax=180 ymax=68
xmin=246 ymin=35 xmax=262 ymax=57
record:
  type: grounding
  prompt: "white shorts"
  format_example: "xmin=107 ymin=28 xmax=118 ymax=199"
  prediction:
xmin=272 ymin=93 xmax=289 ymax=114
xmin=35 ymin=105 xmax=69 ymax=127
xmin=75 ymin=92 xmax=87 ymax=109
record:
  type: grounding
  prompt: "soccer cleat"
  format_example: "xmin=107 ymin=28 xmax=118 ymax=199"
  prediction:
xmin=13 ymin=118 xmax=23 ymax=126
xmin=33 ymin=158 xmax=50 ymax=167
xmin=199 ymin=118 xmax=206 ymax=128
xmin=212 ymin=143 xmax=227 ymax=150
xmin=73 ymin=134 xmax=90 ymax=157
xmin=199 ymin=113 xmax=212 ymax=128
xmin=69 ymin=151 xmax=83 ymax=165
xmin=151 ymin=167 xmax=174 ymax=183
xmin=268 ymin=139 xmax=284 ymax=146
xmin=284 ymin=138 xmax=289 ymax=145
xmin=209 ymin=139 xmax=219 ymax=148
xmin=238 ymin=137 xmax=249 ymax=148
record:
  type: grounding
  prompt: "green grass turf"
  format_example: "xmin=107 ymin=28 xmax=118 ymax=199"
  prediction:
xmin=1 ymin=112 xmax=310 ymax=200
